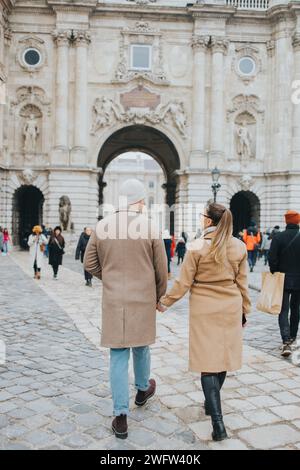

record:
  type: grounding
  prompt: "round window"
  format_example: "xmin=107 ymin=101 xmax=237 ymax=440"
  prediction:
xmin=23 ymin=48 xmax=41 ymax=67
xmin=238 ymin=56 xmax=256 ymax=76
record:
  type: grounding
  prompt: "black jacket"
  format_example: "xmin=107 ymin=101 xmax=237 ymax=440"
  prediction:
xmin=75 ymin=232 xmax=90 ymax=263
xmin=48 ymin=236 xmax=65 ymax=266
xmin=268 ymin=224 xmax=300 ymax=290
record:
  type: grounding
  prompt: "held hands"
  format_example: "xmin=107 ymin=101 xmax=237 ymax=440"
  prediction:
xmin=156 ymin=302 xmax=168 ymax=313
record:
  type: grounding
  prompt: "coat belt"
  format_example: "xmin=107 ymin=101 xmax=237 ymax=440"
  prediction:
xmin=193 ymin=279 xmax=236 ymax=287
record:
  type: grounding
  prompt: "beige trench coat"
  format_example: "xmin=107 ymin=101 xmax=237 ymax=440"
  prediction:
xmin=83 ymin=210 xmax=168 ymax=348
xmin=160 ymin=231 xmax=251 ymax=373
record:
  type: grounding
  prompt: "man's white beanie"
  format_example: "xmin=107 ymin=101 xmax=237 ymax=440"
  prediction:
xmin=119 ymin=178 xmax=146 ymax=206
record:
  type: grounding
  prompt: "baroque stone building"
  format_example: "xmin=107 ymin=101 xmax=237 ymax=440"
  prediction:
xmin=0 ymin=0 xmax=300 ymax=242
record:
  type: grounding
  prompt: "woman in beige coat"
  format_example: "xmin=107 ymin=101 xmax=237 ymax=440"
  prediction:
xmin=158 ymin=202 xmax=251 ymax=441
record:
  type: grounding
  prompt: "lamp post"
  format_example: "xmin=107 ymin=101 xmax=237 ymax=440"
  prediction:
xmin=211 ymin=166 xmax=221 ymax=203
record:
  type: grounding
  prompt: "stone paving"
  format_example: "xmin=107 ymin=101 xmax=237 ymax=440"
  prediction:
xmin=1 ymin=251 xmax=300 ymax=450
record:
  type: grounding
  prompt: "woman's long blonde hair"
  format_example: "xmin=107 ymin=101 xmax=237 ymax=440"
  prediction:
xmin=206 ymin=202 xmax=233 ymax=264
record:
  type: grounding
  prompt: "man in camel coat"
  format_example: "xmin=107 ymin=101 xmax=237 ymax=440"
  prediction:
xmin=84 ymin=178 xmax=168 ymax=439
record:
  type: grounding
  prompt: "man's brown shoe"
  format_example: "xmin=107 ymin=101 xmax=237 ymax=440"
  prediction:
xmin=112 ymin=414 xmax=128 ymax=439
xmin=135 ymin=378 xmax=156 ymax=406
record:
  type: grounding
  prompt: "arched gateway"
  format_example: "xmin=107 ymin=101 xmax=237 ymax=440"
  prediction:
xmin=97 ymin=125 xmax=181 ymax=234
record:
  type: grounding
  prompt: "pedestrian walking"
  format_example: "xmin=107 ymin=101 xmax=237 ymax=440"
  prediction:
xmin=0 ymin=227 xmax=3 ymax=254
xmin=48 ymin=226 xmax=65 ymax=279
xmin=2 ymin=228 xmax=11 ymax=255
xmin=243 ymin=224 xmax=261 ymax=272
xmin=27 ymin=225 xmax=48 ymax=279
xmin=260 ymin=231 xmax=272 ymax=265
xmin=158 ymin=203 xmax=251 ymax=442
xmin=175 ymin=236 xmax=186 ymax=265
xmin=75 ymin=227 xmax=93 ymax=286
xmin=84 ymin=178 xmax=168 ymax=440
xmin=163 ymin=229 xmax=172 ymax=279
xmin=268 ymin=210 xmax=300 ymax=357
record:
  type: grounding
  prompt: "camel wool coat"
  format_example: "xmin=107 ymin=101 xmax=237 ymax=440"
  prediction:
xmin=83 ymin=210 xmax=168 ymax=348
xmin=160 ymin=230 xmax=251 ymax=373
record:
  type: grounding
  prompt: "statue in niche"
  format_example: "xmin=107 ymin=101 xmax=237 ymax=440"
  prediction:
xmin=236 ymin=121 xmax=252 ymax=160
xmin=23 ymin=114 xmax=39 ymax=153
xmin=59 ymin=195 xmax=72 ymax=231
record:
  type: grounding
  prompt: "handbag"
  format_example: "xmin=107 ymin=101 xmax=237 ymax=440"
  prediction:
xmin=256 ymin=272 xmax=285 ymax=315
xmin=54 ymin=237 xmax=65 ymax=255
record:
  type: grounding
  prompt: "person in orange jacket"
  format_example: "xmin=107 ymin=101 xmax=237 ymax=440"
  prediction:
xmin=170 ymin=234 xmax=176 ymax=259
xmin=243 ymin=224 xmax=261 ymax=272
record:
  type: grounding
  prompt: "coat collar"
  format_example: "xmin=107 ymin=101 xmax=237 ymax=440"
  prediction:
xmin=202 ymin=226 xmax=217 ymax=239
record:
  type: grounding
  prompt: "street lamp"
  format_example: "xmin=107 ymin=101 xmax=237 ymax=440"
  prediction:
xmin=211 ymin=166 xmax=221 ymax=203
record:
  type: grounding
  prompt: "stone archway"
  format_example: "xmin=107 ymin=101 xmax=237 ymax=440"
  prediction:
xmin=12 ymin=185 xmax=44 ymax=248
xmin=230 ymin=190 xmax=260 ymax=236
xmin=97 ymin=124 xmax=181 ymax=234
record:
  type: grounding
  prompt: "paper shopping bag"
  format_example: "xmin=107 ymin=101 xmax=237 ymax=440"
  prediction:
xmin=256 ymin=272 xmax=285 ymax=315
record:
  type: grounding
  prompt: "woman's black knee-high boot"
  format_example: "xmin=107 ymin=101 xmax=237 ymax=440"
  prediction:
xmin=201 ymin=374 xmax=228 ymax=441
xmin=218 ymin=371 xmax=227 ymax=389
xmin=204 ymin=371 xmax=227 ymax=416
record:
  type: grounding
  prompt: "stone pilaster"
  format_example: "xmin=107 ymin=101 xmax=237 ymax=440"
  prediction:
xmin=51 ymin=30 xmax=71 ymax=165
xmin=273 ymin=23 xmax=292 ymax=170
xmin=71 ymin=30 xmax=91 ymax=166
xmin=190 ymin=35 xmax=209 ymax=168
xmin=209 ymin=36 xmax=228 ymax=162
xmin=292 ymin=33 xmax=300 ymax=165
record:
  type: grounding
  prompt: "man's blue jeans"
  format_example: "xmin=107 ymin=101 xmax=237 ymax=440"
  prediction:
xmin=110 ymin=346 xmax=150 ymax=416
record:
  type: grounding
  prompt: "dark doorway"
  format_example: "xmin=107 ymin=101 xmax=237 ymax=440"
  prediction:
xmin=230 ymin=191 xmax=260 ymax=237
xmin=12 ymin=185 xmax=44 ymax=248
xmin=97 ymin=125 xmax=180 ymax=234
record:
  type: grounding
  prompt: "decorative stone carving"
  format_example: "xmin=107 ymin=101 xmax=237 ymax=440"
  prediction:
xmin=52 ymin=29 xmax=72 ymax=46
xmin=191 ymin=35 xmax=210 ymax=51
xmin=227 ymin=94 xmax=264 ymax=122
xmin=235 ymin=112 xmax=256 ymax=160
xmin=73 ymin=30 xmax=91 ymax=46
xmin=236 ymin=121 xmax=252 ymax=160
xmin=23 ymin=114 xmax=39 ymax=153
xmin=120 ymin=86 xmax=160 ymax=110
xmin=210 ymin=36 xmax=229 ymax=54
xmin=16 ymin=35 xmax=47 ymax=73
xmin=113 ymin=21 xmax=169 ymax=85
xmin=90 ymin=92 xmax=188 ymax=138
xmin=10 ymin=86 xmax=51 ymax=117
xmin=292 ymin=33 xmax=300 ymax=51
xmin=266 ymin=40 xmax=275 ymax=57
xmin=239 ymin=174 xmax=254 ymax=191
xmin=10 ymin=87 xmax=50 ymax=159
xmin=59 ymin=195 xmax=72 ymax=231
xmin=20 ymin=169 xmax=36 ymax=185
xmin=232 ymin=44 xmax=262 ymax=85
xmin=90 ymin=97 xmax=124 ymax=134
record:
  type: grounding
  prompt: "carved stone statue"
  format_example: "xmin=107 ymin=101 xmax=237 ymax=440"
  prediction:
xmin=160 ymin=100 xmax=187 ymax=137
xmin=90 ymin=96 xmax=187 ymax=138
xmin=90 ymin=97 xmax=123 ymax=134
xmin=59 ymin=195 xmax=72 ymax=231
xmin=236 ymin=121 xmax=252 ymax=159
xmin=23 ymin=114 xmax=39 ymax=153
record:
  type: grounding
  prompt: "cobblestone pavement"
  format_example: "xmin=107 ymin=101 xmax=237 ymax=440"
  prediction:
xmin=1 ymin=251 xmax=300 ymax=450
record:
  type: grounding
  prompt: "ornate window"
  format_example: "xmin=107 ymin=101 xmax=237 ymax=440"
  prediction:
xmin=113 ymin=22 xmax=168 ymax=85
xmin=232 ymin=45 xmax=261 ymax=84
xmin=17 ymin=36 xmax=47 ymax=73
xmin=131 ymin=44 xmax=152 ymax=71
